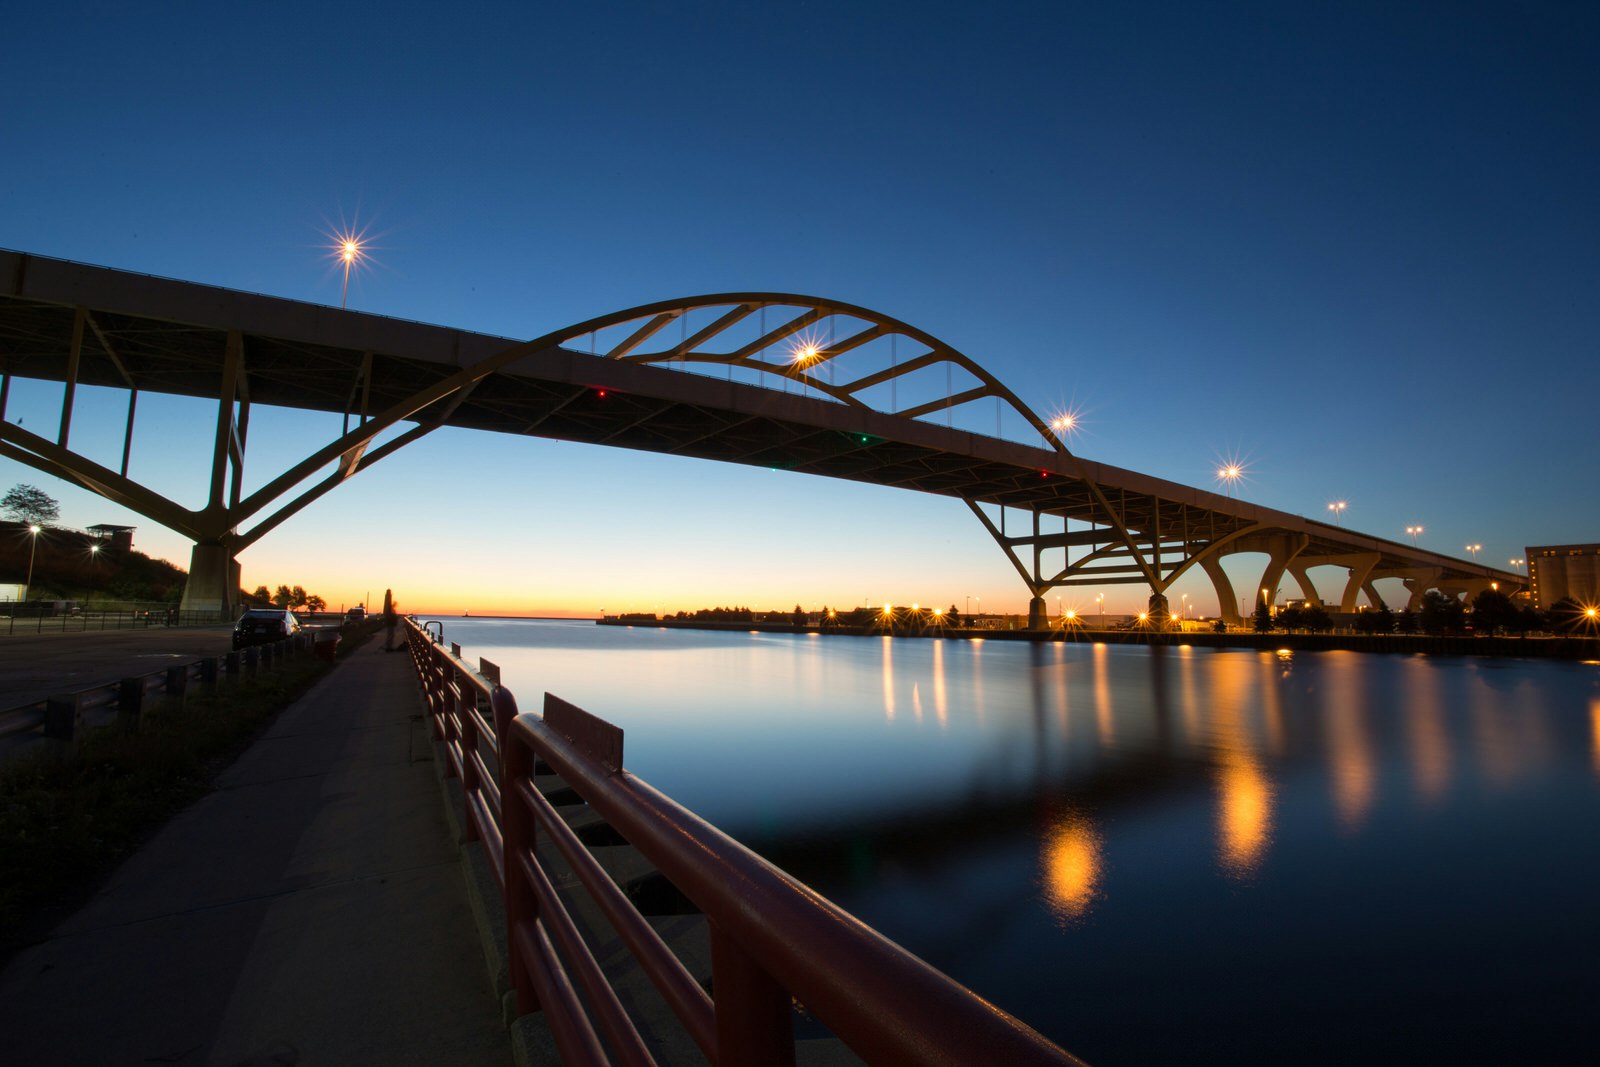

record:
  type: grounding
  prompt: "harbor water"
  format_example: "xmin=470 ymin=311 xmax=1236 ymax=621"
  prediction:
xmin=424 ymin=617 xmax=1600 ymax=1064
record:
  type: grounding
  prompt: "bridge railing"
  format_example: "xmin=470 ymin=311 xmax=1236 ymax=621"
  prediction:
xmin=404 ymin=616 xmax=1082 ymax=1066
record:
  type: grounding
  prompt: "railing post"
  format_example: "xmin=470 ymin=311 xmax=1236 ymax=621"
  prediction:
xmin=242 ymin=647 xmax=258 ymax=677
xmin=224 ymin=651 xmax=241 ymax=679
xmin=201 ymin=656 xmax=220 ymax=689
xmin=166 ymin=664 xmax=189 ymax=709
xmin=118 ymin=676 xmax=145 ymax=733
xmin=710 ymin=922 xmax=796 ymax=1067
xmin=499 ymin=707 xmax=541 ymax=1016
xmin=44 ymin=693 xmax=84 ymax=754
xmin=261 ymin=643 xmax=274 ymax=671
xmin=460 ymin=692 xmax=482 ymax=843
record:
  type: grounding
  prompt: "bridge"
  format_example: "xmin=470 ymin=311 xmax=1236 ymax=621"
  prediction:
xmin=0 ymin=250 xmax=1520 ymax=623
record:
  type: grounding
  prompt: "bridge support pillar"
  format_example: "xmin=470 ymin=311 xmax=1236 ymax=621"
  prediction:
xmin=1287 ymin=563 xmax=1323 ymax=605
xmin=1028 ymin=596 xmax=1048 ymax=631
xmin=1201 ymin=555 xmax=1242 ymax=625
xmin=1255 ymin=534 xmax=1309 ymax=612
xmin=1338 ymin=554 xmax=1381 ymax=613
xmin=180 ymin=543 xmax=240 ymax=620
xmin=1401 ymin=567 xmax=1444 ymax=611
xmin=1361 ymin=580 xmax=1387 ymax=611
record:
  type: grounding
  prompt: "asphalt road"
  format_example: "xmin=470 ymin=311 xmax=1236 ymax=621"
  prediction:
xmin=0 ymin=626 xmax=238 ymax=709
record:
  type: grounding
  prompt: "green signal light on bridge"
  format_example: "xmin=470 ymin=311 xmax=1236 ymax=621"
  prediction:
xmin=852 ymin=433 xmax=883 ymax=447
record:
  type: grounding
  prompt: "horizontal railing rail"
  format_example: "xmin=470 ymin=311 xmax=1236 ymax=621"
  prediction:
xmin=404 ymin=616 xmax=1082 ymax=1066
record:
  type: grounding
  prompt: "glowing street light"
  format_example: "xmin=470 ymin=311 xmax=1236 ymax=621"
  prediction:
xmin=1465 ymin=543 xmax=1482 ymax=560
xmin=1509 ymin=558 xmax=1524 ymax=571
xmin=1217 ymin=464 xmax=1244 ymax=498
xmin=1328 ymin=500 xmax=1347 ymax=526
xmin=1406 ymin=525 xmax=1424 ymax=546
xmin=24 ymin=523 xmax=41 ymax=595
xmin=331 ymin=231 xmax=369 ymax=310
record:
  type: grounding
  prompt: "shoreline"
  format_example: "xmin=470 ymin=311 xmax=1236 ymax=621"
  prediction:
xmin=595 ymin=617 xmax=1600 ymax=660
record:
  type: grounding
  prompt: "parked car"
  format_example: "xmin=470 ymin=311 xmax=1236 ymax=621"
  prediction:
xmin=233 ymin=608 xmax=302 ymax=649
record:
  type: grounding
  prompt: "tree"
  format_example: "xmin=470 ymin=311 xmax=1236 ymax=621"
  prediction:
xmin=1253 ymin=602 xmax=1274 ymax=633
xmin=273 ymin=584 xmax=293 ymax=608
xmin=250 ymin=584 xmax=271 ymax=605
xmin=2 ymin=484 xmax=60 ymax=526
xmin=946 ymin=605 xmax=962 ymax=628
xmin=1303 ymin=604 xmax=1333 ymax=633
xmin=290 ymin=585 xmax=308 ymax=609
xmin=1470 ymin=588 xmax=1518 ymax=637
xmin=306 ymin=594 xmax=326 ymax=613
xmin=1396 ymin=609 xmax=1419 ymax=634
xmin=1276 ymin=605 xmax=1305 ymax=631
xmin=792 ymin=604 xmax=806 ymax=628
xmin=1419 ymin=591 xmax=1465 ymax=635
xmin=1546 ymin=597 xmax=1588 ymax=632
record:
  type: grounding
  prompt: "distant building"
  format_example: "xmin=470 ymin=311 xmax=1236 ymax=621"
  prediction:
xmin=1525 ymin=544 xmax=1600 ymax=610
xmin=87 ymin=524 xmax=135 ymax=551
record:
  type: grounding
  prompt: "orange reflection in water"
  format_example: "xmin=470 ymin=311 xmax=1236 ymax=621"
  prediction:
xmin=1321 ymin=653 xmax=1376 ymax=833
xmin=1402 ymin=658 xmax=1452 ymax=805
xmin=1218 ymin=750 xmax=1274 ymax=878
xmin=1092 ymin=642 xmax=1114 ymax=744
xmin=1041 ymin=813 xmax=1102 ymax=922
xmin=881 ymin=636 xmax=895 ymax=721
xmin=933 ymin=639 xmax=949 ymax=729
xmin=1591 ymin=697 xmax=1600 ymax=777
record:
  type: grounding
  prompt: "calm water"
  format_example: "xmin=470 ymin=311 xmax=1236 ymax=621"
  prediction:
xmin=428 ymin=617 xmax=1600 ymax=1064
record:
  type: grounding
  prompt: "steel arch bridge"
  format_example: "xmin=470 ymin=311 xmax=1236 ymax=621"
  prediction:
xmin=0 ymin=251 xmax=1520 ymax=621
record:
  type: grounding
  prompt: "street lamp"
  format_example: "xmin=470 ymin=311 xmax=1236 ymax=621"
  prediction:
xmin=1509 ymin=558 xmax=1524 ymax=571
xmin=1406 ymin=525 xmax=1424 ymax=546
xmin=1465 ymin=543 xmax=1481 ymax=560
xmin=1096 ymin=592 xmax=1104 ymax=627
xmin=1328 ymin=500 xmax=1347 ymax=526
xmin=24 ymin=523 xmax=41 ymax=597
xmin=1217 ymin=464 xmax=1243 ymax=498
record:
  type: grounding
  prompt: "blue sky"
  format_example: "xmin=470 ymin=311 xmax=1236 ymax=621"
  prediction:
xmin=3 ymin=2 xmax=1596 ymax=616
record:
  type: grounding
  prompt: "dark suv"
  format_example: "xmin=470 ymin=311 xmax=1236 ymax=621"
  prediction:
xmin=233 ymin=608 xmax=302 ymax=650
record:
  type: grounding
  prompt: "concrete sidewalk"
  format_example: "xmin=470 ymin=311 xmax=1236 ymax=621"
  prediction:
xmin=0 ymin=636 xmax=511 ymax=1065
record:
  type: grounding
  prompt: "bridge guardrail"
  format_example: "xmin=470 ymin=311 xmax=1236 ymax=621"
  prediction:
xmin=404 ymin=615 xmax=1082 ymax=1066
xmin=0 ymin=630 xmax=319 ymax=758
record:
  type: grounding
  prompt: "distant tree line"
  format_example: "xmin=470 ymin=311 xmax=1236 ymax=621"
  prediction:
xmin=247 ymin=584 xmax=327 ymax=613
xmin=1251 ymin=588 xmax=1591 ymax=637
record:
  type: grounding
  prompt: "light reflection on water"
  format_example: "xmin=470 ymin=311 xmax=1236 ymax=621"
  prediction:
xmin=428 ymin=618 xmax=1600 ymax=1064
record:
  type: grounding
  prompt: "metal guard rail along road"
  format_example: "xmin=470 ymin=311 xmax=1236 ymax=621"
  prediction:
xmin=404 ymin=616 xmax=1084 ymax=1066
xmin=0 ymin=629 xmax=336 ymax=757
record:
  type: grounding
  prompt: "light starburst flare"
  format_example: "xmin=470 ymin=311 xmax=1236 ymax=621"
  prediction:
xmin=324 ymin=226 xmax=374 ymax=309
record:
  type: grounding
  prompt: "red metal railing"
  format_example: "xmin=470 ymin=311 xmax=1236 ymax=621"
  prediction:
xmin=406 ymin=617 xmax=1083 ymax=1066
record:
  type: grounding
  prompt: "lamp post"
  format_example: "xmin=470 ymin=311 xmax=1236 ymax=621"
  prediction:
xmin=1406 ymin=525 xmax=1424 ymax=546
xmin=1465 ymin=543 xmax=1481 ymax=560
xmin=24 ymin=523 xmax=41 ymax=598
xmin=1509 ymin=558 xmax=1524 ymax=572
xmin=1096 ymin=592 xmax=1104 ymax=628
xmin=1328 ymin=500 xmax=1347 ymax=526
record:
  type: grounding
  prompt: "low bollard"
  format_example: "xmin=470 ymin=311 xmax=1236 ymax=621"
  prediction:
xmin=314 ymin=630 xmax=341 ymax=662
xmin=44 ymin=693 xmax=84 ymax=753
xmin=166 ymin=664 xmax=190 ymax=709
xmin=118 ymin=677 xmax=145 ymax=733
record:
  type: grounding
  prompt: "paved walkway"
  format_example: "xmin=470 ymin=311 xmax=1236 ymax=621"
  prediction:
xmin=0 ymin=636 xmax=511 ymax=1065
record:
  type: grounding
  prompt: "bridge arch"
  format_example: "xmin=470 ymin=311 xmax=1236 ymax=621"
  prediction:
xmin=0 ymin=253 xmax=1525 ymax=621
